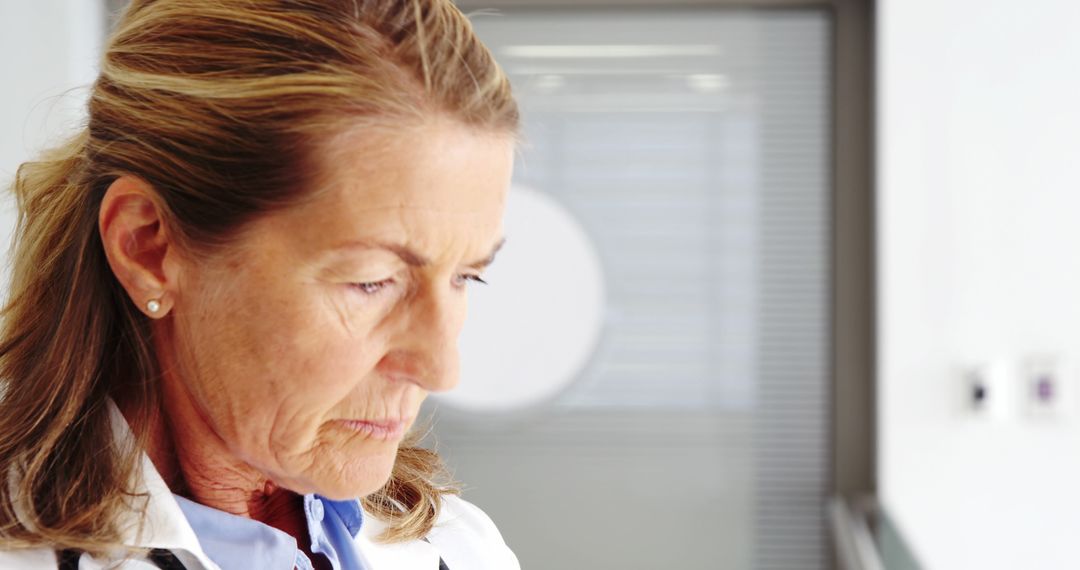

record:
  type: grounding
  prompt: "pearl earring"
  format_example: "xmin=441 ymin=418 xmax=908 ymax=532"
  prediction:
xmin=146 ymin=299 xmax=161 ymax=313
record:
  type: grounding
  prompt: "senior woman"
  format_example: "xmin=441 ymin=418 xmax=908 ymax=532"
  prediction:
xmin=0 ymin=1 xmax=520 ymax=569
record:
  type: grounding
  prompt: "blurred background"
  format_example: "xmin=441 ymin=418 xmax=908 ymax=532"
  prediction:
xmin=6 ymin=0 xmax=1080 ymax=569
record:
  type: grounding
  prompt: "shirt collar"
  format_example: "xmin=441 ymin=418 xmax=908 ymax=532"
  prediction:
xmin=174 ymin=494 xmax=301 ymax=570
xmin=175 ymin=493 xmax=368 ymax=570
xmin=320 ymin=496 xmax=365 ymax=538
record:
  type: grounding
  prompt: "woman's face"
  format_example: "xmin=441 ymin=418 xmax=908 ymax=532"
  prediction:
xmin=163 ymin=119 xmax=514 ymax=499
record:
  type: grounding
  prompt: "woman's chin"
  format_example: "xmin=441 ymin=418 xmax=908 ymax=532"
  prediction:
xmin=307 ymin=448 xmax=399 ymax=500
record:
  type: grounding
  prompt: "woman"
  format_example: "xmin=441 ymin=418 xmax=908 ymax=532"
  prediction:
xmin=0 ymin=1 xmax=520 ymax=569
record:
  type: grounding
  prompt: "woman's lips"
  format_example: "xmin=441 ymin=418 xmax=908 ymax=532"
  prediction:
xmin=337 ymin=418 xmax=410 ymax=440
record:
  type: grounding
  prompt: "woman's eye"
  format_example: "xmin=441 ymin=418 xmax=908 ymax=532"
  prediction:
xmin=455 ymin=274 xmax=488 ymax=287
xmin=350 ymin=278 xmax=394 ymax=295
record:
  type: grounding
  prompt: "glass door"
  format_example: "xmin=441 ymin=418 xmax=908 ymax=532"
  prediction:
xmin=428 ymin=8 xmax=832 ymax=569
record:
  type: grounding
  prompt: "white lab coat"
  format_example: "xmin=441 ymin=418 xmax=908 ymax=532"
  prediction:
xmin=0 ymin=405 xmax=520 ymax=570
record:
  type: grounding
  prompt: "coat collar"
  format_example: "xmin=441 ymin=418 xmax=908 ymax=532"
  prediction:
xmin=355 ymin=509 xmax=441 ymax=569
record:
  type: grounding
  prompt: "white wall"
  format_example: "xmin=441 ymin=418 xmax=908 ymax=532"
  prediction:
xmin=879 ymin=1 xmax=1080 ymax=568
xmin=0 ymin=1 xmax=103 ymax=241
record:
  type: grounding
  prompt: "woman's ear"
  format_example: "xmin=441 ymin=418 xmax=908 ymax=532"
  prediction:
xmin=99 ymin=176 xmax=178 ymax=318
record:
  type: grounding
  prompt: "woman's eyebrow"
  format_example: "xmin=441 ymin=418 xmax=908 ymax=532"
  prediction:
xmin=329 ymin=237 xmax=506 ymax=269
xmin=467 ymin=237 xmax=506 ymax=270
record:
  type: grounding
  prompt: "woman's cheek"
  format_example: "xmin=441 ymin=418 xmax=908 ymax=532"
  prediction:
xmin=290 ymin=319 xmax=386 ymax=403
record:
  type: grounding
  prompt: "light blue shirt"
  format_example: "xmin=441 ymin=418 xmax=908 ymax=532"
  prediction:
xmin=174 ymin=493 xmax=370 ymax=570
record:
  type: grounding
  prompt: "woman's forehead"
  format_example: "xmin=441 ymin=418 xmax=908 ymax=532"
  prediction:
xmin=314 ymin=121 xmax=511 ymax=206
xmin=251 ymin=122 xmax=512 ymax=256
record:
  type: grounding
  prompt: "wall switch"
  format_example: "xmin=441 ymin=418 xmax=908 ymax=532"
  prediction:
xmin=957 ymin=361 xmax=1010 ymax=419
xmin=1022 ymin=355 xmax=1071 ymax=419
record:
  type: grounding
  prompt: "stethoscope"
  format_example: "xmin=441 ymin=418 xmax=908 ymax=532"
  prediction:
xmin=57 ymin=548 xmax=451 ymax=569
xmin=57 ymin=548 xmax=188 ymax=569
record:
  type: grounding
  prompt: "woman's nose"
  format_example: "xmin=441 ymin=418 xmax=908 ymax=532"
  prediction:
xmin=383 ymin=282 xmax=464 ymax=393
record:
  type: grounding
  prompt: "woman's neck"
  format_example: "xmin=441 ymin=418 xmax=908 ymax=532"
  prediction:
xmin=122 ymin=386 xmax=334 ymax=569
xmin=120 ymin=380 xmax=309 ymax=537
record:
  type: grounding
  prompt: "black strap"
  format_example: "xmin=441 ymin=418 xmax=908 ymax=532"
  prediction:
xmin=55 ymin=549 xmax=81 ymax=570
xmin=420 ymin=536 xmax=451 ymax=570
xmin=55 ymin=548 xmax=187 ymax=569
xmin=58 ymin=546 xmax=439 ymax=569
xmin=147 ymin=548 xmax=188 ymax=570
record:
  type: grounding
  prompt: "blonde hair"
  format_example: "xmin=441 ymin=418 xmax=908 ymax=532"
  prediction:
xmin=0 ymin=0 xmax=517 ymax=554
